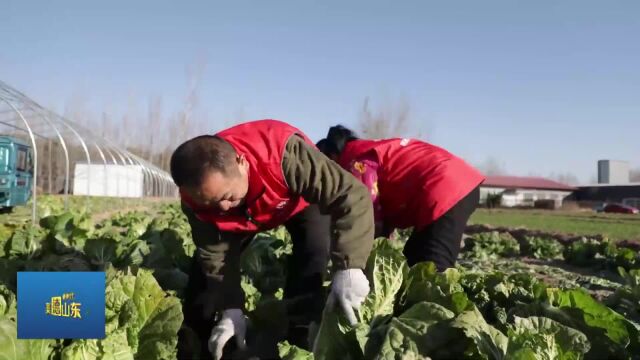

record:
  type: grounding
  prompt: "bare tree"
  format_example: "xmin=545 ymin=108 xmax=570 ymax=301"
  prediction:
xmin=161 ymin=113 xmax=183 ymax=172
xmin=64 ymin=90 xmax=91 ymax=128
xmin=177 ymin=56 xmax=207 ymax=144
xmin=358 ymin=95 xmax=420 ymax=139
xmin=549 ymin=172 xmax=580 ymax=186
xmin=630 ymin=168 xmax=640 ymax=182
xmin=63 ymin=92 xmax=96 ymax=191
xmin=478 ymin=156 xmax=506 ymax=176
xmin=101 ymin=111 xmax=109 ymax=139
xmin=120 ymin=92 xmax=140 ymax=151
xmin=42 ymin=56 xmax=211 ymax=181
xmin=146 ymin=96 xmax=163 ymax=162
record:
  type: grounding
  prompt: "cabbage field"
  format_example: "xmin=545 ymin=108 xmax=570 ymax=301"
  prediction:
xmin=0 ymin=198 xmax=639 ymax=359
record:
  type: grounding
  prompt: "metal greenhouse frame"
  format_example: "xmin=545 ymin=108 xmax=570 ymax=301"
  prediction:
xmin=0 ymin=80 xmax=178 ymax=224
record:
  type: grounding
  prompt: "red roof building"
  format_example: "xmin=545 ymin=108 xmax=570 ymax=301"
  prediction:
xmin=482 ymin=176 xmax=577 ymax=191
xmin=479 ymin=176 xmax=577 ymax=208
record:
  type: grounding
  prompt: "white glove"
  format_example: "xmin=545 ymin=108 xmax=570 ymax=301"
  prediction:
xmin=326 ymin=269 xmax=370 ymax=325
xmin=208 ymin=308 xmax=247 ymax=360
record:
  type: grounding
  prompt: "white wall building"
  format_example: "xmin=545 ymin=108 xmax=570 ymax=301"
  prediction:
xmin=480 ymin=176 xmax=576 ymax=208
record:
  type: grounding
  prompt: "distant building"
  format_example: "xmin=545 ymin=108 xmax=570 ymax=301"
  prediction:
xmin=480 ymin=176 xmax=576 ymax=208
xmin=571 ymin=159 xmax=640 ymax=209
xmin=572 ymin=183 xmax=640 ymax=209
xmin=598 ymin=160 xmax=630 ymax=184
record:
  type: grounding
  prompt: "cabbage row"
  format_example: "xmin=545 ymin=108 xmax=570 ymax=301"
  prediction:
xmin=0 ymin=203 xmax=193 ymax=360
xmin=1 ymin=203 xmax=639 ymax=359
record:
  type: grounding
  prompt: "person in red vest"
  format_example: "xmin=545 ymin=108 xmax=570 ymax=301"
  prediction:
xmin=171 ymin=120 xmax=374 ymax=359
xmin=317 ymin=125 xmax=485 ymax=272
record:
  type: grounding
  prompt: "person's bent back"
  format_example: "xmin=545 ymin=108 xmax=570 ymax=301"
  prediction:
xmin=171 ymin=120 xmax=375 ymax=359
xmin=318 ymin=125 xmax=485 ymax=271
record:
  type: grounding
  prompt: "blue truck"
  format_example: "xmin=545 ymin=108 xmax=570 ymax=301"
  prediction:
xmin=0 ymin=136 xmax=33 ymax=212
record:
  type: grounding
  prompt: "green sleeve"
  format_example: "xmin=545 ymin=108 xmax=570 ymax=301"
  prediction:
xmin=181 ymin=201 xmax=248 ymax=312
xmin=281 ymin=135 xmax=375 ymax=269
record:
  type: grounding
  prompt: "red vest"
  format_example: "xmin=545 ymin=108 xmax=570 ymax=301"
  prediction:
xmin=181 ymin=120 xmax=310 ymax=232
xmin=339 ymin=138 xmax=485 ymax=230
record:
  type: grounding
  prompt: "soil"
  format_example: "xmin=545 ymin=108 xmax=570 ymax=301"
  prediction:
xmin=465 ymin=223 xmax=640 ymax=250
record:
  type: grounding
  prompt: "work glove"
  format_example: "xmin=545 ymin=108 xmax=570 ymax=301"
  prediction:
xmin=326 ymin=268 xmax=370 ymax=325
xmin=208 ymin=308 xmax=247 ymax=360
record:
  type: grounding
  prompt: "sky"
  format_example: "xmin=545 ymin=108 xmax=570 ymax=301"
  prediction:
xmin=1 ymin=0 xmax=639 ymax=184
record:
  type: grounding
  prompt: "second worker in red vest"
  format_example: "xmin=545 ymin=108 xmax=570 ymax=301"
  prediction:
xmin=318 ymin=125 xmax=485 ymax=272
xmin=170 ymin=120 xmax=375 ymax=359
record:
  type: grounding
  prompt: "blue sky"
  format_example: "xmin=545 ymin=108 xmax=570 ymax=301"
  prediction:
xmin=1 ymin=0 xmax=638 ymax=183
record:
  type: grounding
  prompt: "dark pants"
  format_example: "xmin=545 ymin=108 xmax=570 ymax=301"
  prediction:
xmin=403 ymin=186 xmax=480 ymax=271
xmin=178 ymin=204 xmax=330 ymax=359
xmin=283 ymin=204 xmax=331 ymax=323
